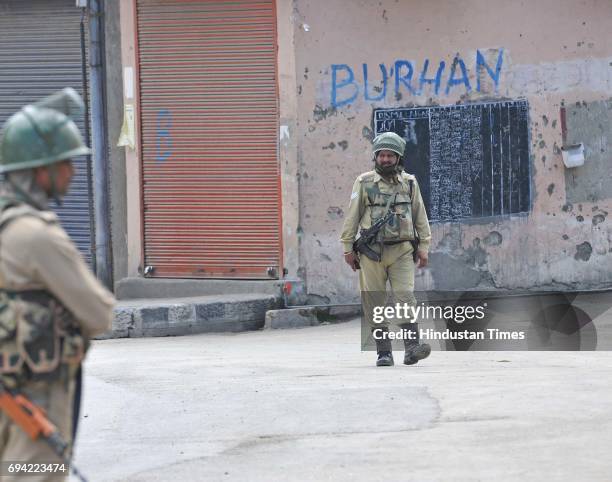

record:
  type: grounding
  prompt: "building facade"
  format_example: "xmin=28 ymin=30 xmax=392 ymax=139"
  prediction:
xmin=110 ymin=0 xmax=612 ymax=301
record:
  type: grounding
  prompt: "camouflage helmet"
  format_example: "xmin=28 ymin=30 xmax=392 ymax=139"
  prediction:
xmin=0 ymin=88 xmax=90 ymax=174
xmin=372 ymin=132 xmax=406 ymax=158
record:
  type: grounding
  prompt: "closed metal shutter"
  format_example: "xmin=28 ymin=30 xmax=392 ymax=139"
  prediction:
xmin=136 ymin=0 xmax=282 ymax=279
xmin=0 ymin=0 xmax=94 ymax=264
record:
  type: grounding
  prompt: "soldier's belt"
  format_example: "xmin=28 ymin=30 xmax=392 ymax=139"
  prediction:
xmin=383 ymin=239 xmax=420 ymax=262
xmin=383 ymin=240 xmax=409 ymax=246
xmin=368 ymin=201 xmax=410 ymax=206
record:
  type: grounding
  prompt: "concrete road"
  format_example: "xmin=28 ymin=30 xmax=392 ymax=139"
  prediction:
xmin=72 ymin=319 xmax=612 ymax=482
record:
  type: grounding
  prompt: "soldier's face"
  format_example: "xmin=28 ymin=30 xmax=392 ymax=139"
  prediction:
xmin=34 ymin=160 xmax=74 ymax=196
xmin=53 ymin=160 xmax=75 ymax=195
xmin=376 ymin=150 xmax=399 ymax=167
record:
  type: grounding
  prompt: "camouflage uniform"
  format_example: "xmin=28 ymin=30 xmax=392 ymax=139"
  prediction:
xmin=340 ymin=132 xmax=432 ymax=366
xmin=0 ymin=89 xmax=115 ymax=481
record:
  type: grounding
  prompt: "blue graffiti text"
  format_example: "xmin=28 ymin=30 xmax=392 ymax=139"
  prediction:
xmin=330 ymin=49 xmax=504 ymax=108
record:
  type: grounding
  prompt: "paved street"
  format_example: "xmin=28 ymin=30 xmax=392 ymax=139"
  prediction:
xmin=73 ymin=319 xmax=612 ymax=482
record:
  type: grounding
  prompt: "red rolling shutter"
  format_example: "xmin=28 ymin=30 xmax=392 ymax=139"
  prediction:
xmin=136 ymin=0 xmax=281 ymax=278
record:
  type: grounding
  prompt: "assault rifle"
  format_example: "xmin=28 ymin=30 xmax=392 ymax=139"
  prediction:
xmin=0 ymin=380 xmax=88 ymax=482
xmin=353 ymin=193 xmax=397 ymax=263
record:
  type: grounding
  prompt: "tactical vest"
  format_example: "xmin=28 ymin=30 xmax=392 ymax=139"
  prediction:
xmin=0 ymin=203 xmax=88 ymax=386
xmin=362 ymin=173 xmax=416 ymax=242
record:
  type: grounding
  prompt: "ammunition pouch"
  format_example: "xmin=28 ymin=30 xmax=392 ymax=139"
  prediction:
xmin=0 ymin=290 xmax=87 ymax=383
xmin=357 ymin=178 xmax=423 ymax=262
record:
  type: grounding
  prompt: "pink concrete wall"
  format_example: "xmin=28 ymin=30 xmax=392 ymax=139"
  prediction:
xmin=289 ymin=0 xmax=612 ymax=301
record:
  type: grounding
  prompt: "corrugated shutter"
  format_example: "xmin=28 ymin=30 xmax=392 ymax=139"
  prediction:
xmin=136 ymin=0 xmax=282 ymax=279
xmin=0 ymin=0 xmax=94 ymax=264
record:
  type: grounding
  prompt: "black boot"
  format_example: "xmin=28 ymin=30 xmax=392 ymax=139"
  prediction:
xmin=376 ymin=350 xmax=394 ymax=366
xmin=400 ymin=323 xmax=431 ymax=365
xmin=372 ymin=326 xmax=394 ymax=366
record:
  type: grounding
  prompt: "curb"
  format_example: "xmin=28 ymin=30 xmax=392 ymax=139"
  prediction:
xmin=100 ymin=294 xmax=281 ymax=338
xmin=264 ymin=305 xmax=362 ymax=330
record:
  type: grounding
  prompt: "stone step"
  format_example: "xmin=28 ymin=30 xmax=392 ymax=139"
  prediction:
xmin=115 ymin=277 xmax=306 ymax=304
xmin=106 ymin=293 xmax=281 ymax=338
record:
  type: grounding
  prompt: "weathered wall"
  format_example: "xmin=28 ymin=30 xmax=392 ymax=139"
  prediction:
xmin=291 ymin=0 xmax=612 ymax=301
xmin=277 ymin=0 xmax=301 ymax=279
xmin=119 ymin=0 xmax=144 ymax=279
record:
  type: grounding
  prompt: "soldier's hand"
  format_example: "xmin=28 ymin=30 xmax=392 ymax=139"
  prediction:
xmin=344 ymin=252 xmax=360 ymax=271
xmin=416 ymin=249 xmax=428 ymax=268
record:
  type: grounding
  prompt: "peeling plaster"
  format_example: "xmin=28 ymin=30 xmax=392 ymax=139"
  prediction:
xmin=327 ymin=206 xmax=344 ymax=220
xmin=313 ymin=104 xmax=337 ymax=122
xmin=574 ymin=242 xmax=593 ymax=261
xmin=593 ymin=214 xmax=606 ymax=225
xmin=483 ymin=231 xmax=503 ymax=246
xmin=430 ymin=229 xmax=494 ymax=289
xmin=362 ymin=126 xmax=374 ymax=141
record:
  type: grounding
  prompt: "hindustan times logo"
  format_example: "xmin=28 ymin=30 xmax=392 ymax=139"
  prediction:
xmin=372 ymin=302 xmax=487 ymax=324
xmin=372 ymin=327 xmax=526 ymax=341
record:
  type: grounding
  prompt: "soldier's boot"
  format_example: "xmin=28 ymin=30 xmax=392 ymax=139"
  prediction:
xmin=377 ymin=350 xmax=394 ymax=366
xmin=373 ymin=326 xmax=394 ymax=367
xmin=401 ymin=323 xmax=431 ymax=366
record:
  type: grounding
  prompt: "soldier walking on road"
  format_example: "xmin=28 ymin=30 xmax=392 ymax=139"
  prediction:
xmin=340 ymin=132 xmax=432 ymax=367
xmin=0 ymin=88 xmax=115 ymax=480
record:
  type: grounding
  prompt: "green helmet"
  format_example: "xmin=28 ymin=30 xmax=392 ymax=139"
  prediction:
xmin=0 ymin=88 xmax=91 ymax=174
xmin=372 ymin=132 xmax=406 ymax=158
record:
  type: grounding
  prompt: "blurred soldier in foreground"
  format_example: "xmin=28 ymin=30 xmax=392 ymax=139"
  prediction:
xmin=340 ymin=132 xmax=432 ymax=367
xmin=0 ymin=88 xmax=114 ymax=480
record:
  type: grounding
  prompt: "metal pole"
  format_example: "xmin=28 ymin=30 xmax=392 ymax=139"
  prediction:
xmin=87 ymin=0 xmax=112 ymax=288
xmin=80 ymin=9 xmax=97 ymax=272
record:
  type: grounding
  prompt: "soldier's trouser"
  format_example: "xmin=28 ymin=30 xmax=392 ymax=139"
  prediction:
xmin=359 ymin=241 xmax=416 ymax=330
xmin=0 ymin=376 xmax=75 ymax=482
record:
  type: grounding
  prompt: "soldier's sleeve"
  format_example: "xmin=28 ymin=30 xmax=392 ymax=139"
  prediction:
xmin=412 ymin=179 xmax=432 ymax=252
xmin=8 ymin=218 xmax=115 ymax=337
xmin=339 ymin=177 xmax=365 ymax=253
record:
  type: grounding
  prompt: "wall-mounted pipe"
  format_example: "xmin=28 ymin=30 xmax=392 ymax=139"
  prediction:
xmin=88 ymin=0 xmax=113 ymax=288
xmin=79 ymin=8 xmax=96 ymax=272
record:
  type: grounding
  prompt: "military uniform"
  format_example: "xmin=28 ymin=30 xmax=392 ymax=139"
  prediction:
xmin=0 ymin=89 xmax=115 ymax=481
xmin=340 ymin=132 xmax=432 ymax=366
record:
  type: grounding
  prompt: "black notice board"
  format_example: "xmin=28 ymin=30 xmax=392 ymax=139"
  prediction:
xmin=374 ymin=101 xmax=530 ymax=221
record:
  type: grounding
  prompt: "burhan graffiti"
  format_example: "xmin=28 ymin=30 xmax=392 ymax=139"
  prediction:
xmin=330 ymin=49 xmax=504 ymax=108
